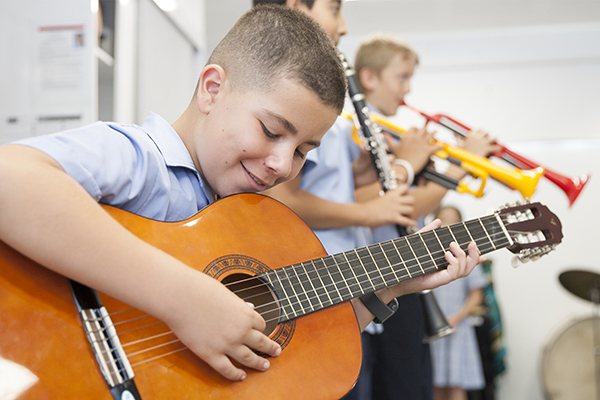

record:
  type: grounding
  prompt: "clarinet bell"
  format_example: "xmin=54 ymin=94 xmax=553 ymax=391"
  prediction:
xmin=420 ymin=290 xmax=457 ymax=343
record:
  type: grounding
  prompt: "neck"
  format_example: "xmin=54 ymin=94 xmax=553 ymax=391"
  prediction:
xmin=172 ymin=101 xmax=205 ymax=171
xmin=172 ymin=102 xmax=217 ymax=199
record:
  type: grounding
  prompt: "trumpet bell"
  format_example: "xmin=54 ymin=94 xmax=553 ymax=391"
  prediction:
xmin=516 ymin=166 xmax=545 ymax=199
xmin=559 ymin=173 xmax=589 ymax=207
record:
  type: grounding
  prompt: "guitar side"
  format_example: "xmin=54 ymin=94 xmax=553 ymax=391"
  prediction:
xmin=0 ymin=193 xmax=362 ymax=399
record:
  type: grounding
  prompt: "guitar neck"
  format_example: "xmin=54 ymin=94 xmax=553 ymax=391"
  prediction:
xmin=262 ymin=213 xmax=511 ymax=322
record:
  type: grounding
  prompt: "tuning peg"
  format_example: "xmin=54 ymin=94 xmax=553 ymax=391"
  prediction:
xmin=511 ymin=256 xmax=521 ymax=268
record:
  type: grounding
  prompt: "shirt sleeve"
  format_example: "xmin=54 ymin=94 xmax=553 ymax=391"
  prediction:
xmin=15 ymin=122 xmax=162 ymax=207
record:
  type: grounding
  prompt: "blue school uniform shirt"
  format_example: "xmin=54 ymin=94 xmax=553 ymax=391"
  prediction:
xmin=299 ymin=116 xmax=373 ymax=255
xmin=15 ymin=113 xmax=213 ymax=221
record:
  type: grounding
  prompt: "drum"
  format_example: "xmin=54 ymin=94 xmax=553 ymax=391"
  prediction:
xmin=541 ymin=315 xmax=600 ymax=400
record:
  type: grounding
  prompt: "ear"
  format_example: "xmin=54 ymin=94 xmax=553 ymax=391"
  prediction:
xmin=358 ymin=67 xmax=378 ymax=93
xmin=196 ymin=64 xmax=227 ymax=115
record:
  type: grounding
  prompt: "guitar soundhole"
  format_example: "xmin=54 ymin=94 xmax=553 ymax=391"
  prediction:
xmin=222 ymin=273 xmax=280 ymax=336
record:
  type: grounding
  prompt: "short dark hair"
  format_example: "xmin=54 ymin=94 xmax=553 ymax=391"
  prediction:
xmin=252 ymin=0 xmax=316 ymax=9
xmin=207 ymin=5 xmax=346 ymax=113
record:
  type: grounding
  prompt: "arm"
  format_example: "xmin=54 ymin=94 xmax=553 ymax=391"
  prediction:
xmin=264 ymin=173 xmax=417 ymax=230
xmin=0 ymin=145 xmax=280 ymax=381
xmin=397 ymin=129 xmax=501 ymax=218
xmin=447 ymin=287 xmax=484 ymax=327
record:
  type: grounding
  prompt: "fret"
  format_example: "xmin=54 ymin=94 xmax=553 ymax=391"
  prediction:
xmin=419 ymin=231 xmax=446 ymax=271
xmin=365 ymin=244 xmax=398 ymax=289
xmin=483 ymin=215 xmax=512 ymax=251
xmin=390 ymin=237 xmax=412 ymax=279
xmin=280 ymin=267 xmax=306 ymax=316
xmin=447 ymin=223 xmax=471 ymax=253
xmin=478 ymin=218 xmax=496 ymax=251
xmin=376 ymin=241 xmax=401 ymax=284
xmin=324 ymin=255 xmax=352 ymax=301
xmin=461 ymin=221 xmax=476 ymax=243
xmin=463 ymin=219 xmax=491 ymax=254
xmin=341 ymin=251 xmax=366 ymax=296
xmin=330 ymin=253 xmax=359 ymax=300
xmin=431 ymin=230 xmax=445 ymax=254
xmin=404 ymin=235 xmax=426 ymax=276
xmin=311 ymin=257 xmax=343 ymax=305
xmin=291 ymin=263 xmax=317 ymax=313
xmin=354 ymin=247 xmax=385 ymax=291
xmin=266 ymin=211 xmax=516 ymax=322
xmin=302 ymin=260 xmax=330 ymax=309
xmin=271 ymin=269 xmax=296 ymax=320
xmin=342 ymin=250 xmax=375 ymax=293
xmin=376 ymin=243 xmax=401 ymax=286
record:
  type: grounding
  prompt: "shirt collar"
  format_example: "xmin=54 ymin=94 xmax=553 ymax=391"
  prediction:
xmin=141 ymin=113 xmax=197 ymax=171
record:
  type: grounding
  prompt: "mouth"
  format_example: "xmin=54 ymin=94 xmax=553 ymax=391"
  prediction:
xmin=242 ymin=163 xmax=268 ymax=191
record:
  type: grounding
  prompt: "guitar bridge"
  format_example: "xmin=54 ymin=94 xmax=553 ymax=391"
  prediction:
xmin=80 ymin=306 xmax=135 ymax=387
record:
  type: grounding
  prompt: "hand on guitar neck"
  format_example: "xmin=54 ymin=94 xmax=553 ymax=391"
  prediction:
xmin=351 ymin=218 xmax=485 ymax=331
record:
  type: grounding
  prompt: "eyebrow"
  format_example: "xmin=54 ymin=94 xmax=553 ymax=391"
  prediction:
xmin=264 ymin=110 xmax=297 ymax=135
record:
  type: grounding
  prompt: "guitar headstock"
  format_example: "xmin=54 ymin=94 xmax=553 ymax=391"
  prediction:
xmin=496 ymin=201 xmax=563 ymax=267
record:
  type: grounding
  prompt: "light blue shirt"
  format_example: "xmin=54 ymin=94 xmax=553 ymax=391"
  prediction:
xmin=300 ymin=116 xmax=372 ymax=255
xmin=15 ymin=113 xmax=213 ymax=221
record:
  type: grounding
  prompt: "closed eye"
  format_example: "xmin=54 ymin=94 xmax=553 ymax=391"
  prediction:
xmin=295 ymin=148 xmax=306 ymax=160
xmin=259 ymin=121 xmax=278 ymax=139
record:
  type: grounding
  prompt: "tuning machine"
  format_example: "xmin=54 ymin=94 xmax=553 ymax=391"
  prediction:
xmin=511 ymin=244 xmax=558 ymax=268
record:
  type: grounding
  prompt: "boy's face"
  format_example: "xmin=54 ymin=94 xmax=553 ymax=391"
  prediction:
xmin=296 ymin=0 xmax=346 ymax=45
xmin=195 ymin=76 xmax=338 ymax=198
xmin=365 ymin=54 xmax=416 ymax=117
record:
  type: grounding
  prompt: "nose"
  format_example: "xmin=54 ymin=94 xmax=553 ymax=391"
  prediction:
xmin=264 ymin=147 xmax=294 ymax=180
xmin=338 ymin=17 xmax=348 ymax=38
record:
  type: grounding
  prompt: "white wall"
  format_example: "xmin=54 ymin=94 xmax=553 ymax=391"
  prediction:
xmin=136 ymin=0 xmax=203 ymax=124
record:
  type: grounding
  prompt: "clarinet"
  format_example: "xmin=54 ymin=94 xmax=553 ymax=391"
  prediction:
xmin=339 ymin=53 xmax=400 ymax=197
xmin=340 ymin=53 xmax=456 ymax=341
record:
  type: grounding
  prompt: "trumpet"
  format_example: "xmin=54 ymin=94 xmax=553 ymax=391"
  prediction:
xmin=367 ymin=113 xmax=546 ymax=199
xmin=402 ymin=102 xmax=590 ymax=206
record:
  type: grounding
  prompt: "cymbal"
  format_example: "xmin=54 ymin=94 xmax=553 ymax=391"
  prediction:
xmin=559 ymin=270 xmax=600 ymax=303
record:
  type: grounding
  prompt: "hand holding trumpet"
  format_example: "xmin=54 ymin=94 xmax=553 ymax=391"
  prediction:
xmin=458 ymin=129 xmax=500 ymax=158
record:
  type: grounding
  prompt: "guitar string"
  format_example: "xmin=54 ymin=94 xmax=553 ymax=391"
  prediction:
xmin=90 ymin=220 xmax=536 ymax=370
xmin=109 ymin=228 xmax=509 ymax=371
xmin=249 ymin=224 xmax=536 ymax=321
xmin=99 ymin=216 xmax=508 ymax=326
xmin=254 ymin=229 xmax=511 ymax=323
xmin=77 ymin=211 xmax=537 ymax=371
xmin=99 ymin=219 xmax=508 ymax=333
xmin=221 ymin=215 xmax=511 ymax=297
xmin=101 ymin=216 xmax=523 ymax=342
xmin=209 ymin=216 xmax=503 ymax=303
xmin=235 ymin=215 xmax=538 ymax=305
xmin=100 ymin=221 xmax=515 ymax=345
xmin=102 ymin=227 xmax=506 ymax=350
xmin=234 ymin=222 xmax=511 ymax=311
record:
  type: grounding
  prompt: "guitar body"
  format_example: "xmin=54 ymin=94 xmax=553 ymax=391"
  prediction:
xmin=0 ymin=194 xmax=362 ymax=399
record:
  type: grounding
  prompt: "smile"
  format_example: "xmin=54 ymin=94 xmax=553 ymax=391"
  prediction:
xmin=242 ymin=163 xmax=268 ymax=190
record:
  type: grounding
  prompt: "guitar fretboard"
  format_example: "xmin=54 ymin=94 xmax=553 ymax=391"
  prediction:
xmin=261 ymin=214 xmax=510 ymax=322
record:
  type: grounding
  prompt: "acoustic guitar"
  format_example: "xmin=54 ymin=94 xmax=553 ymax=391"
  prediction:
xmin=0 ymin=194 xmax=562 ymax=399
